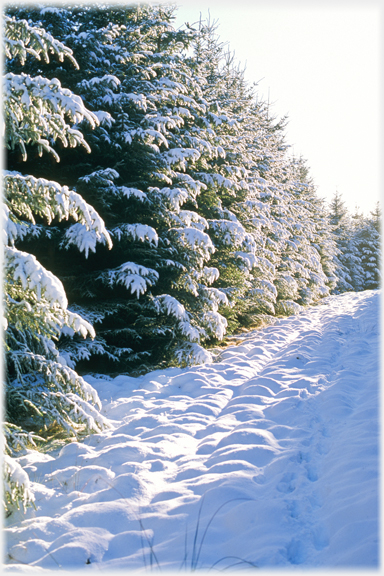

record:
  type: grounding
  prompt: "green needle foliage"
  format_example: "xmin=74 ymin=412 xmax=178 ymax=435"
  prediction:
xmin=3 ymin=13 xmax=112 ymax=515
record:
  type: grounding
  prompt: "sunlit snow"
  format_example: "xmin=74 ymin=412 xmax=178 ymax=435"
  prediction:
xmin=5 ymin=290 xmax=379 ymax=571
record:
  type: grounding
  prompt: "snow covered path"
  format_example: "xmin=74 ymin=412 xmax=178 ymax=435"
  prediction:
xmin=5 ymin=290 xmax=380 ymax=571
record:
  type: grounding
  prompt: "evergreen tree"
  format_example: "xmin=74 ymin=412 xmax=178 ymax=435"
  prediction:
xmin=347 ymin=207 xmax=367 ymax=291
xmin=3 ymin=14 xmax=111 ymax=513
xmin=328 ymin=191 xmax=356 ymax=293
xmin=180 ymin=17 xmax=268 ymax=331
xmin=287 ymin=157 xmax=337 ymax=303
xmin=356 ymin=202 xmax=381 ymax=290
xmin=187 ymin=15 xmax=338 ymax=323
xmin=328 ymin=195 xmax=381 ymax=293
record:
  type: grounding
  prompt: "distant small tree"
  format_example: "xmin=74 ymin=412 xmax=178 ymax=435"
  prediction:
xmin=357 ymin=202 xmax=381 ymax=290
xmin=328 ymin=196 xmax=381 ymax=293
xmin=328 ymin=191 xmax=355 ymax=293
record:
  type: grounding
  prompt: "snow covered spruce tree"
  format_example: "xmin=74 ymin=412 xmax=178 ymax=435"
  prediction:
xmin=282 ymin=157 xmax=337 ymax=307
xmin=3 ymin=14 xmax=112 ymax=512
xmin=188 ymin=17 xmax=338 ymax=324
xmin=328 ymin=191 xmax=359 ymax=293
xmin=245 ymin=143 xmax=337 ymax=316
xmin=328 ymin=194 xmax=381 ymax=293
xmin=354 ymin=203 xmax=381 ymax=290
xmin=162 ymin=16 xmax=266 ymax=333
xmin=204 ymin=62 xmax=337 ymax=318
xmin=188 ymin=18 xmax=298 ymax=325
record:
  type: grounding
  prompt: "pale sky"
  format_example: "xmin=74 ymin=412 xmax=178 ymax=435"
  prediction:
xmin=171 ymin=0 xmax=381 ymax=215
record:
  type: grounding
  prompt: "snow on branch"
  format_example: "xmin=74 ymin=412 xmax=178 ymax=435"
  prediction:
xmin=111 ymin=223 xmax=158 ymax=245
xmin=172 ymin=227 xmax=215 ymax=260
xmin=174 ymin=342 xmax=213 ymax=367
xmin=119 ymin=187 xmax=148 ymax=202
xmin=202 ymin=287 xmax=229 ymax=308
xmin=150 ymin=186 xmax=189 ymax=210
xmin=203 ymin=310 xmax=228 ymax=340
xmin=4 ymin=171 xmax=112 ymax=257
xmin=171 ymin=210 xmax=208 ymax=231
xmin=208 ymin=219 xmax=246 ymax=247
xmin=80 ymin=168 xmax=119 ymax=184
xmin=79 ymin=74 xmax=121 ymax=91
xmin=201 ymin=267 xmax=220 ymax=285
xmin=153 ymin=295 xmax=201 ymax=343
xmin=5 ymin=247 xmax=95 ymax=342
xmin=235 ymin=251 xmax=258 ymax=270
xmin=178 ymin=321 xmax=201 ymax=342
xmin=132 ymin=127 xmax=169 ymax=149
xmin=275 ymin=300 xmax=303 ymax=316
xmin=153 ymin=294 xmax=188 ymax=321
xmin=3 ymin=454 xmax=34 ymax=514
xmin=4 ymin=15 xmax=78 ymax=68
xmin=65 ymin=311 xmax=96 ymax=340
xmin=145 ymin=112 xmax=185 ymax=132
xmin=5 ymin=246 xmax=68 ymax=308
xmin=150 ymin=179 xmax=206 ymax=210
xmin=175 ymin=173 xmax=207 ymax=195
xmin=122 ymin=93 xmax=148 ymax=111
xmin=92 ymin=110 xmax=115 ymax=128
xmin=254 ymin=255 xmax=276 ymax=275
xmin=4 ymin=73 xmax=99 ymax=160
xmin=79 ymin=168 xmax=148 ymax=203
xmin=6 ymin=363 xmax=110 ymax=436
xmin=163 ymin=147 xmax=200 ymax=170
xmin=99 ymin=262 xmax=159 ymax=297
xmin=62 ymin=224 xmax=112 ymax=258
xmin=196 ymin=172 xmax=240 ymax=192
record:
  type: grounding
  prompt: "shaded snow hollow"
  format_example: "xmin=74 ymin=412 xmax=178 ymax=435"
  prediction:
xmin=5 ymin=290 xmax=379 ymax=572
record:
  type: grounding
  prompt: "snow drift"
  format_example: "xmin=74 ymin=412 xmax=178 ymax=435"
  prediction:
xmin=4 ymin=290 xmax=379 ymax=571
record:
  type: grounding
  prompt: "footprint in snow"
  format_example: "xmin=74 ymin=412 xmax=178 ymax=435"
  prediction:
xmin=286 ymin=537 xmax=307 ymax=564
xmin=305 ymin=464 xmax=319 ymax=482
xmin=276 ymin=472 xmax=297 ymax=494
xmin=316 ymin=439 xmax=330 ymax=455
xmin=287 ymin=498 xmax=307 ymax=519
xmin=290 ymin=451 xmax=319 ymax=482
xmin=312 ymin=524 xmax=330 ymax=550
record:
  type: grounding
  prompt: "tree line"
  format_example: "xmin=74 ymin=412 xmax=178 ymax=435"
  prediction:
xmin=3 ymin=4 xmax=380 ymax=514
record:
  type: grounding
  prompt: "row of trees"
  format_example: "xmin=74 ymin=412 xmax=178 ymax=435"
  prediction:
xmin=329 ymin=193 xmax=381 ymax=293
xmin=3 ymin=4 xmax=380 ymax=513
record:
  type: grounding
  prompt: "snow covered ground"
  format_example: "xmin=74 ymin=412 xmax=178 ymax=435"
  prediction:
xmin=4 ymin=290 xmax=380 ymax=572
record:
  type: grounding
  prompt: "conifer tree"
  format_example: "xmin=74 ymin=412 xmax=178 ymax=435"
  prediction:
xmin=328 ymin=195 xmax=381 ymax=293
xmin=187 ymin=15 xmax=338 ymax=324
xmin=356 ymin=202 xmax=381 ymax=290
xmin=347 ymin=207 xmax=367 ymax=291
xmin=180 ymin=17 xmax=267 ymax=331
xmin=328 ymin=191 xmax=356 ymax=293
xmin=3 ymin=14 xmax=111 ymax=513
xmin=286 ymin=157 xmax=337 ymax=304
